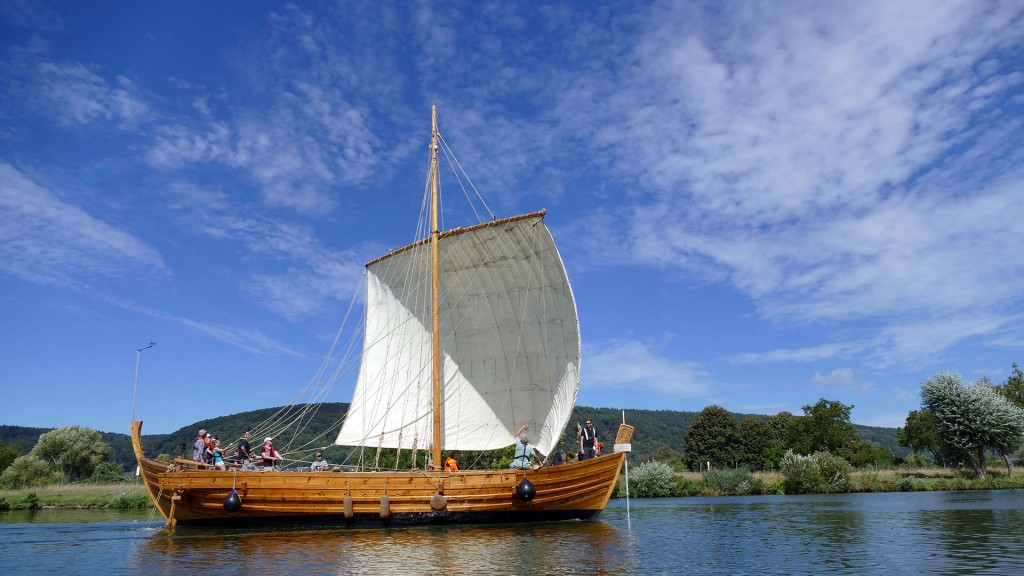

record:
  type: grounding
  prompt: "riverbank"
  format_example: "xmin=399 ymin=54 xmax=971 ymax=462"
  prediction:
xmin=3 ymin=468 xmax=1023 ymax=510
xmin=0 ymin=483 xmax=150 ymax=510
xmin=662 ymin=467 xmax=1024 ymax=497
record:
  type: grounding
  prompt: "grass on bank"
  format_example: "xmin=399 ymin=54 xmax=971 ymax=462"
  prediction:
xmin=616 ymin=465 xmax=1024 ymax=498
xmin=0 ymin=483 xmax=151 ymax=510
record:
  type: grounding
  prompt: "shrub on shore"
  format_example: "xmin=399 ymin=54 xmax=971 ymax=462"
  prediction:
xmin=703 ymin=467 xmax=754 ymax=495
xmin=781 ymin=450 xmax=852 ymax=494
xmin=0 ymin=456 xmax=62 ymax=489
xmin=621 ymin=460 xmax=676 ymax=497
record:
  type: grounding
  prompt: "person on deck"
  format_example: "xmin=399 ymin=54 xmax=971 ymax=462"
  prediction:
xmin=510 ymin=424 xmax=544 ymax=470
xmin=551 ymin=450 xmax=565 ymax=466
xmin=211 ymin=438 xmax=227 ymax=471
xmin=261 ymin=437 xmax=283 ymax=470
xmin=237 ymin=430 xmax=253 ymax=469
xmin=310 ymin=452 xmax=329 ymax=471
xmin=444 ymin=453 xmax=461 ymax=472
xmin=203 ymin=432 xmax=215 ymax=465
xmin=580 ymin=420 xmax=598 ymax=460
xmin=193 ymin=429 xmax=207 ymax=464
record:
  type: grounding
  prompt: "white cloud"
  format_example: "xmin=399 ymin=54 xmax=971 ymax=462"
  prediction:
xmin=33 ymin=63 xmax=148 ymax=126
xmin=147 ymin=122 xmax=234 ymax=168
xmin=0 ymin=0 xmax=63 ymax=31
xmin=867 ymin=312 xmax=1016 ymax=369
xmin=0 ymin=163 xmax=168 ymax=287
xmin=565 ymin=0 xmax=1024 ymax=369
xmin=584 ymin=338 xmax=711 ymax=398
xmin=808 ymin=368 xmax=857 ymax=388
xmin=732 ymin=342 xmax=863 ymax=365
xmin=162 ymin=181 xmax=366 ymax=321
xmin=245 ymin=259 xmax=364 ymax=322
xmin=108 ymin=296 xmax=308 ymax=358
xmin=142 ymin=4 xmax=411 ymax=216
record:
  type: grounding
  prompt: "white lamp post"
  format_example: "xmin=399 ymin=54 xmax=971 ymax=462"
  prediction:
xmin=131 ymin=341 xmax=156 ymax=422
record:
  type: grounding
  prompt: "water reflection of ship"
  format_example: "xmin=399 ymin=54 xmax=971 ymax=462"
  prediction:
xmin=138 ymin=520 xmax=633 ymax=575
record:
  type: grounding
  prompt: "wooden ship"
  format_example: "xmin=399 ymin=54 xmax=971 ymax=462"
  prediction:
xmin=131 ymin=107 xmax=633 ymax=526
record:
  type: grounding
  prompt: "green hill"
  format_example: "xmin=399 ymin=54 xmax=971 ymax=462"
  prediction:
xmin=2 ymin=405 xmax=904 ymax=472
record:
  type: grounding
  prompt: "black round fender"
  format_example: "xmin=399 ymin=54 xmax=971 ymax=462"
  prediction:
xmin=516 ymin=476 xmax=536 ymax=501
xmin=223 ymin=488 xmax=242 ymax=512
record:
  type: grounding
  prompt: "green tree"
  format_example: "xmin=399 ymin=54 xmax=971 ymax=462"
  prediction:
xmin=995 ymin=362 xmax=1024 ymax=409
xmin=0 ymin=439 xmax=22 ymax=473
xmin=682 ymin=405 xmax=740 ymax=471
xmin=767 ymin=411 xmax=796 ymax=442
xmin=763 ymin=411 xmax=796 ymax=470
xmin=0 ymin=455 xmax=61 ymax=489
xmin=29 ymin=426 xmax=116 ymax=482
xmin=89 ymin=461 xmax=128 ymax=483
xmin=848 ymin=440 xmax=895 ymax=468
xmin=921 ymin=371 xmax=1024 ymax=478
xmin=737 ymin=416 xmax=772 ymax=471
xmin=652 ymin=445 xmax=684 ymax=468
xmin=791 ymin=398 xmax=857 ymax=457
xmin=897 ymin=409 xmax=943 ymax=464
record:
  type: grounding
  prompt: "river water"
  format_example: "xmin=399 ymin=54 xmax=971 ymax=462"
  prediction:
xmin=2 ymin=490 xmax=1023 ymax=575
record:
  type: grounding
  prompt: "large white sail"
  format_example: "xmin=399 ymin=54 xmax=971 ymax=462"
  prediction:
xmin=336 ymin=212 xmax=580 ymax=459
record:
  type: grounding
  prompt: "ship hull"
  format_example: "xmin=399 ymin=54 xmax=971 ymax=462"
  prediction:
xmin=132 ymin=421 xmax=626 ymax=527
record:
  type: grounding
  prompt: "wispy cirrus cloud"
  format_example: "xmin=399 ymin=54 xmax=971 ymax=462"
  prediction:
xmin=562 ymin=0 xmax=1024 ymax=369
xmin=0 ymin=0 xmax=64 ymax=32
xmin=108 ymin=294 xmax=308 ymax=358
xmin=731 ymin=342 xmax=865 ymax=365
xmin=163 ymin=181 xmax=367 ymax=321
xmin=2 ymin=34 xmax=150 ymax=131
xmin=143 ymin=4 xmax=410 ymax=215
xmin=32 ymin=62 xmax=148 ymax=126
xmin=0 ymin=163 xmax=168 ymax=288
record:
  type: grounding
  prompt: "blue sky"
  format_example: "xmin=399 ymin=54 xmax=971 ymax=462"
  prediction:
xmin=2 ymin=1 xmax=1022 ymax=435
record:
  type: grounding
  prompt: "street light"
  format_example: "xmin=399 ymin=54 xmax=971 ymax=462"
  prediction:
xmin=131 ymin=341 xmax=156 ymax=422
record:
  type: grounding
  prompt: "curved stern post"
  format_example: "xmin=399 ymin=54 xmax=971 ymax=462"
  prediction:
xmin=130 ymin=420 xmax=171 ymax=524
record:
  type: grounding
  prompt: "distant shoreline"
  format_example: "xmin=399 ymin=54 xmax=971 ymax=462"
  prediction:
xmin=0 ymin=484 xmax=151 ymax=510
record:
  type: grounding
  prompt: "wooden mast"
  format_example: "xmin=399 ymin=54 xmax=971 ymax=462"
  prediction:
xmin=429 ymin=105 xmax=442 ymax=468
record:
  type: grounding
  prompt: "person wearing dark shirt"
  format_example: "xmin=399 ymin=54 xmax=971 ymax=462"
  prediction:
xmin=203 ymin=433 xmax=214 ymax=464
xmin=237 ymin=430 xmax=253 ymax=469
xmin=580 ymin=420 xmax=598 ymax=460
xmin=227 ymin=430 xmax=250 ymax=467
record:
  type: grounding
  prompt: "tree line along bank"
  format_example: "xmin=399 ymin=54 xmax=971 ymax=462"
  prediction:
xmin=2 ymin=364 xmax=1021 ymax=496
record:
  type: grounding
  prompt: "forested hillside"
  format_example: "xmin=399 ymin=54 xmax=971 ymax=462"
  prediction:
xmin=2 ymin=405 xmax=903 ymax=471
xmin=0 ymin=425 xmax=51 ymax=454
